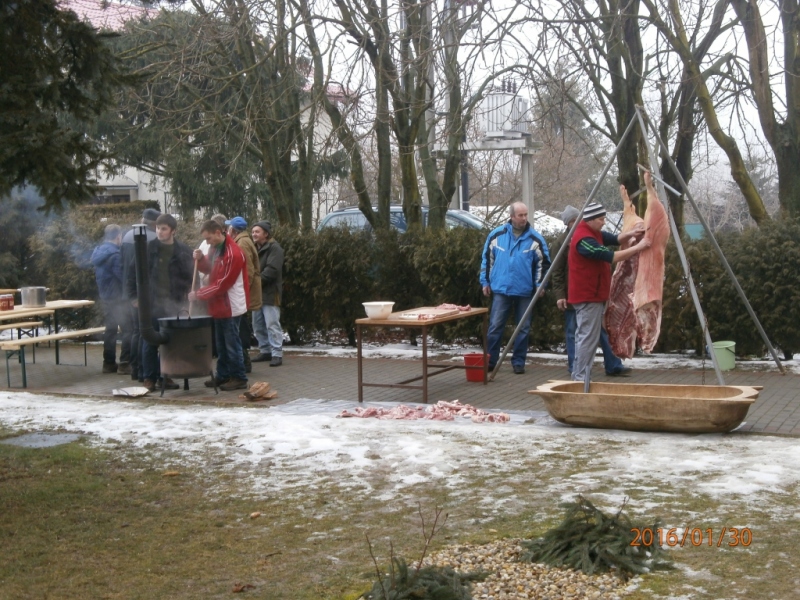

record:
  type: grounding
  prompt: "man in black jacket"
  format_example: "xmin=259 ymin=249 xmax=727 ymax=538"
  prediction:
xmin=129 ymin=213 xmax=194 ymax=391
xmin=121 ymin=207 xmax=159 ymax=380
xmin=251 ymin=221 xmax=284 ymax=367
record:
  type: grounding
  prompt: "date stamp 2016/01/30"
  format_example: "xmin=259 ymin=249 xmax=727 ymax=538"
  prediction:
xmin=630 ymin=527 xmax=752 ymax=548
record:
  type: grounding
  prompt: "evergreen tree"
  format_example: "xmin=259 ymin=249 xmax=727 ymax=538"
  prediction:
xmin=0 ymin=0 xmax=126 ymax=210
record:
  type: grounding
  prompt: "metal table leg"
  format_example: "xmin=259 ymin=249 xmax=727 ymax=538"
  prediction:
xmin=54 ymin=310 xmax=60 ymax=364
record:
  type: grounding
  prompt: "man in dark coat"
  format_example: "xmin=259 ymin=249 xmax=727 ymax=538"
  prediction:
xmin=121 ymin=207 xmax=160 ymax=380
xmin=130 ymin=213 xmax=194 ymax=391
xmin=91 ymin=224 xmax=127 ymax=373
xmin=250 ymin=220 xmax=284 ymax=367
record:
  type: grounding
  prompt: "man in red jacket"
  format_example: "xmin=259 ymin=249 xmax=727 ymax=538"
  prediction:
xmin=568 ymin=201 xmax=649 ymax=384
xmin=189 ymin=220 xmax=250 ymax=391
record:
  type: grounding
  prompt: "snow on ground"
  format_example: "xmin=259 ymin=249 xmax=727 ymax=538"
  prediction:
xmin=286 ymin=342 xmax=800 ymax=375
xmin=1 ymin=392 xmax=799 ymax=522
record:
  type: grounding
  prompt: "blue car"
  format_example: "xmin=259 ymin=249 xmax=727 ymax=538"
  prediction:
xmin=316 ymin=205 xmax=488 ymax=232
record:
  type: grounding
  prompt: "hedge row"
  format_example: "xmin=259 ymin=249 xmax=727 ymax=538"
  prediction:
xmin=30 ymin=207 xmax=800 ymax=358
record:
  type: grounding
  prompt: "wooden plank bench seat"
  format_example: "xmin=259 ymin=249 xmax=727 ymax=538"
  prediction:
xmin=2 ymin=326 xmax=105 ymax=388
xmin=0 ymin=320 xmax=44 ymax=334
xmin=0 ymin=308 xmax=54 ymax=324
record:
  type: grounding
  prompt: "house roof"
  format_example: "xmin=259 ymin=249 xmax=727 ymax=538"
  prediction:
xmin=99 ymin=173 xmax=138 ymax=190
xmin=59 ymin=0 xmax=156 ymax=31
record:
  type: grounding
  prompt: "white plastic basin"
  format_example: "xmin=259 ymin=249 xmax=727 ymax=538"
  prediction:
xmin=362 ymin=301 xmax=395 ymax=319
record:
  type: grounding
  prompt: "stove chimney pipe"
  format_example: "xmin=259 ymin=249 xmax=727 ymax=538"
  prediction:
xmin=133 ymin=224 xmax=169 ymax=346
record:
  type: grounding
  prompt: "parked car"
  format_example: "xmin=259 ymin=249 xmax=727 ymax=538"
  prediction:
xmin=316 ymin=205 xmax=488 ymax=232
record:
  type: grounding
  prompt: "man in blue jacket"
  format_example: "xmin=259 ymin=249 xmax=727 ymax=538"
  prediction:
xmin=480 ymin=202 xmax=551 ymax=374
xmin=91 ymin=224 xmax=127 ymax=373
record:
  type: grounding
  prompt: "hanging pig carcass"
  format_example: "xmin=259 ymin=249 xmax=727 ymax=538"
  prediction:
xmin=606 ymin=175 xmax=670 ymax=356
xmin=604 ymin=185 xmax=643 ymax=358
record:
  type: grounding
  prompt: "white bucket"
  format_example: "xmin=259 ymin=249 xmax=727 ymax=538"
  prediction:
xmin=712 ymin=341 xmax=736 ymax=371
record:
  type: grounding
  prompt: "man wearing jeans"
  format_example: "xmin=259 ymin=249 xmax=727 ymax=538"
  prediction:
xmin=480 ymin=202 xmax=550 ymax=375
xmin=137 ymin=214 xmax=194 ymax=391
xmin=250 ymin=220 xmax=284 ymax=367
xmin=190 ymin=220 xmax=250 ymax=391
xmin=91 ymin=224 xmax=127 ymax=373
xmin=551 ymin=205 xmax=630 ymax=376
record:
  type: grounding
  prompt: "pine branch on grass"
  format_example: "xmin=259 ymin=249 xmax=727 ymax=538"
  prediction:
xmin=520 ymin=495 xmax=673 ymax=579
xmin=361 ymin=504 xmax=488 ymax=600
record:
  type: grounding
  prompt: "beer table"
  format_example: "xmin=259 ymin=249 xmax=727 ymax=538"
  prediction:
xmin=8 ymin=300 xmax=94 ymax=363
xmin=356 ymin=307 xmax=488 ymax=404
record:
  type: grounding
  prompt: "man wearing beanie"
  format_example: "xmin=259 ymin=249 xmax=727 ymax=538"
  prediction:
xmin=251 ymin=220 xmax=284 ymax=367
xmin=480 ymin=202 xmax=550 ymax=375
xmin=551 ymin=205 xmax=628 ymax=377
xmin=568 ymin=198 xmax=649 ymax=384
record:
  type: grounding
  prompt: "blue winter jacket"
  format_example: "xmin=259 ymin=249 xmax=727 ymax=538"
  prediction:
xmin=480 ymin=221 xmax=551 ymax=297
xmin=91 ymin=241 xmax=123 ymax=300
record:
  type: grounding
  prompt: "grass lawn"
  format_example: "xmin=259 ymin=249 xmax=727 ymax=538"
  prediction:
xmin=1 ymin=413 xmax=798 ymax=599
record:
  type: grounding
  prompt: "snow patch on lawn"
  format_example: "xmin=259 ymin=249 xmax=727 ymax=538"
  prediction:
xmin=1 ymin=393 xmax=799 ymax=520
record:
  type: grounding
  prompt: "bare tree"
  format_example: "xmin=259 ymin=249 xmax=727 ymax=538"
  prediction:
xmin=728 ymin=0 xmax=800 ymax=218
xmin=640 ymin=0 xmax=769 ymax=224
xmin=522 ymin=0 xmax=647 ymax=208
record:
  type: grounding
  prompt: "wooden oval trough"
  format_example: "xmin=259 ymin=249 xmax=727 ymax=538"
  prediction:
xmin=530 ymin=380 xmax=761 ymax=433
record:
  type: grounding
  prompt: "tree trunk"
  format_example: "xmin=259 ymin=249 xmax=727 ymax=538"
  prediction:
xmin=731 ymin=0 xmax=800 ymax=217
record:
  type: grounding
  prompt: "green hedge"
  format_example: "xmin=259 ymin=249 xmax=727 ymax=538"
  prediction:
xmin=30 ymin=207 xmax=800 ymax=357
xmin=658 ymin=218 xmax=800 ymax=359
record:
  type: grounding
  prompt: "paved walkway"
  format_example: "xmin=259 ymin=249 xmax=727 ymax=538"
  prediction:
xmin=2 ymin=342 xmax=798 ymax=435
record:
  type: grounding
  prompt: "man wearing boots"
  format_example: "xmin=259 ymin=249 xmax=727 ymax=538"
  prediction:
xmin=251 ymin=220 xmax=284 ymax=367
xmin=568 ymin=201 xmax=649 ymax=384
xmin=136 ymin=213 xmax=194 ymax=392
xmin=190 ymin=220 xmax=250 ymax=391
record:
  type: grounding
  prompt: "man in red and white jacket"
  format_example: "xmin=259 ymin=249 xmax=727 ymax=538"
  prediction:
xmin=190 ymin=220 xmax=250 ymax=391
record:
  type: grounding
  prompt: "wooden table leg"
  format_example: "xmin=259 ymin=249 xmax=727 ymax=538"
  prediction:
xmin=422 ymin=324 xmax=428 ymax=403
xmin=357 ymin=323 xmax=363 ymax=403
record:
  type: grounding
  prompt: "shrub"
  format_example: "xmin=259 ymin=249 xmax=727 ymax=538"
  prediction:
xmin=27 ymin=201 xmax=162 ymax=328
xmin=699 ymin=218 xmax=800 ymax=359
xmin=23 ymin=207 xmax=800 ymax=358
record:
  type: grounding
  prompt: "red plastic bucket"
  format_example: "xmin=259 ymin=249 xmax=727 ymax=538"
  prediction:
xmin=463 ymin=353 xmax=487 ymax=382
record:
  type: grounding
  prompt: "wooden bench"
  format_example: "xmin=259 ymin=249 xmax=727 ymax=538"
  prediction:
xmin=2 ymin=327 xmax=105 ymax=388
xmin=0 ymin=320 xmax=44 ymax=334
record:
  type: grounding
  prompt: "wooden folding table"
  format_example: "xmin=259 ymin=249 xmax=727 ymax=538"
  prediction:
xmin=356 ymin=306 xmax=488 ymax=403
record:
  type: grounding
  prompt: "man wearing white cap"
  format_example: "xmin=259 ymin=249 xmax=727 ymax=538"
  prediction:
xmin=552 ymin=205 xmax=629 ymax=377
xmin=568 ymin=202 xmax=649 ymax=383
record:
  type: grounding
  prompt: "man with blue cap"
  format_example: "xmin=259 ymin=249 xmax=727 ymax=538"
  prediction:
xmin=225 ymin=217 xmax=261 ymax=373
